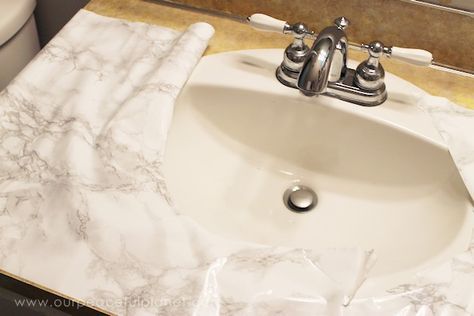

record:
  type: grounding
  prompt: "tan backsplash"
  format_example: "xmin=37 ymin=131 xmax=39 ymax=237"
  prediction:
xmin=162 ymin=0 xmax=473 ymax=72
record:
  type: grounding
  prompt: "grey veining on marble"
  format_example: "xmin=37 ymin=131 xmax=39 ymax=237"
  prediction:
xmin=0 ymin=9 xmax=376 ymax=315
xmin=0 ymin=9 xmax=473 ymax=316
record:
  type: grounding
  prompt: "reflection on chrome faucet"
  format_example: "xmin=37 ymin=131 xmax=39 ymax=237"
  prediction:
xmin=297 ymin=17 xmax=349 ymax=95
xmin=297 ymin=17 xmax=388 ymax=106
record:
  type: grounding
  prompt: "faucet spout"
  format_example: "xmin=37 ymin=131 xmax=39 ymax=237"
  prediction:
xmin=297 ymin=25 xmax=348 ymax=95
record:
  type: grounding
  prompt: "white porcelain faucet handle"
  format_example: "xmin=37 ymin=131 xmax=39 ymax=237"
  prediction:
xmin=247 ymin=13 xmax=289 ymax=33
xmin=388 ymin=47 xmax=433 ymax=66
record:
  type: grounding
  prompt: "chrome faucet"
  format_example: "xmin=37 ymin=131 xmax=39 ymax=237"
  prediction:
xmin=248 ymin=14 xmax=433 ymax=107
xmin=297 ymin=17 xmax=349 ymax=95
xmin=297 ymin=17 xmax=390 ymax=106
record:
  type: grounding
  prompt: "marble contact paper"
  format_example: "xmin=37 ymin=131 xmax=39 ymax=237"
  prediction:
xmin=0 ymin=9 xmax=472 ymax=316
xmin=0 ymin=9 xmax=376 ymax=315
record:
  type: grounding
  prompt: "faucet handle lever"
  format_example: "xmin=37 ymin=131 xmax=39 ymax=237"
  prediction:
xmin=361 ymin=42 xmax=432 ymax=67
xmin=248 ymin=14 xmax=315 ymax=88
xmin=387 ymin=46 xmax=432 ymax=66
xmin=248 ymin=13 xmax=314 ymax=38
xmin=248 ymin=13 xmax=288 ymax=33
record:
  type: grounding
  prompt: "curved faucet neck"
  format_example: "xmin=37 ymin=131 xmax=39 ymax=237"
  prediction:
xmin=297 ymin=26 xmax=348 ymax=95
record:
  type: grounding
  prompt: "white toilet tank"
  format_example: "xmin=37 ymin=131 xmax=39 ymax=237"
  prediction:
xmin=0 ymin=0 xmax=40 ymax=90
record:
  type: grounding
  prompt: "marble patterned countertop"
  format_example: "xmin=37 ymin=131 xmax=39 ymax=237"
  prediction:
xmin=0 ymin=1 xmax=473 ymax=315
xmin=85 ymin=0 xmax=474 ymax=109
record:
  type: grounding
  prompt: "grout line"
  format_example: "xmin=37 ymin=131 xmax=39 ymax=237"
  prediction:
xmin=429 ymin=63 xmax=474 ymax=78
xmin=148 ymin=0 xmax=246 ymax=22
xmin=398 ymin=0 xmax=474 ymax=17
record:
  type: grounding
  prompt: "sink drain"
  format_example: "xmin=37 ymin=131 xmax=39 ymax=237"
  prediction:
xmin=283 ymin=185 xmax=318 ymax=213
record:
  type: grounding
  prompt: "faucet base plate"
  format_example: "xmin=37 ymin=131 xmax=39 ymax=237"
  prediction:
xmin=326 ymin=68 xmax=387 ymax=106
xmin=277 ymin=66 xmax=387 ymax=106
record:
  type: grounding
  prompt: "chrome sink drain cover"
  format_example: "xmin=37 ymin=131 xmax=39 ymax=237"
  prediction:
xmin=283 ymin=185 xmax=318 ymax=213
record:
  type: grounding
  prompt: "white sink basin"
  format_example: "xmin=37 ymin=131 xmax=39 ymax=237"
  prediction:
xmin=163 ymin=49 xmax=473 ymax=290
